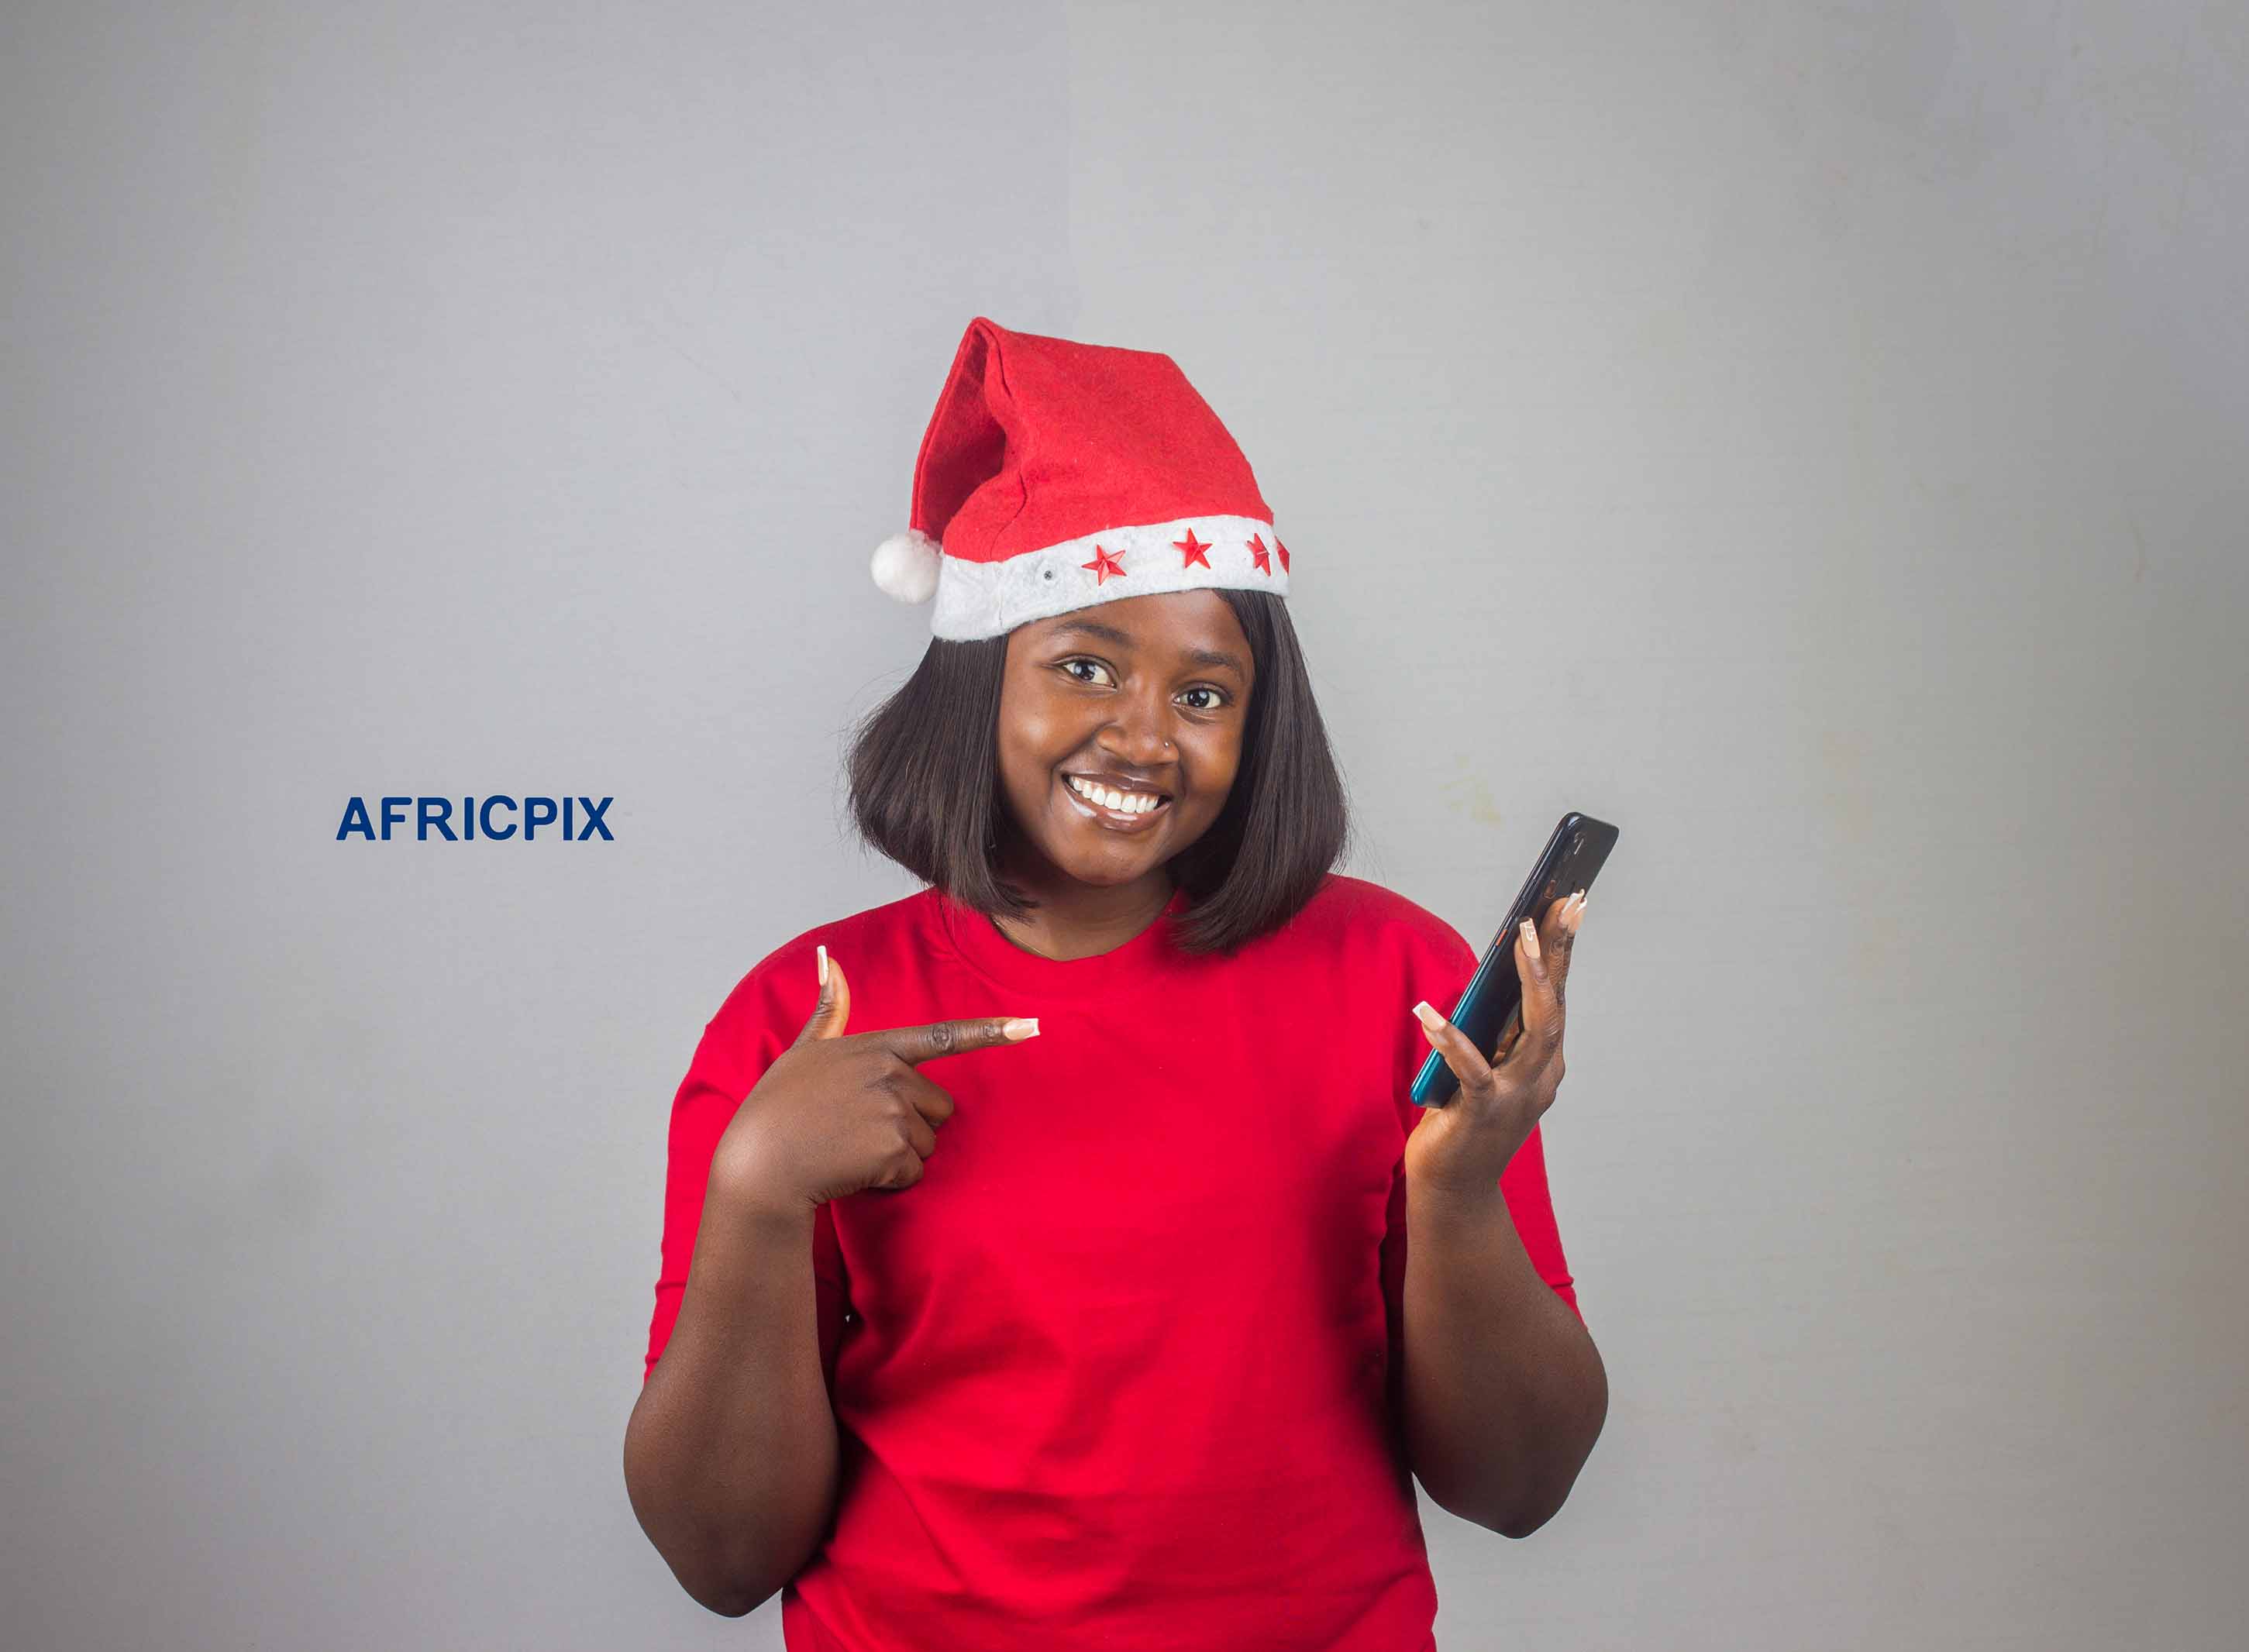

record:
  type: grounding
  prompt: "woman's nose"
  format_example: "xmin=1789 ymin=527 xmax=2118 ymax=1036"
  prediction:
xmin=1102 ymin=715 xmax=1179 ymax=762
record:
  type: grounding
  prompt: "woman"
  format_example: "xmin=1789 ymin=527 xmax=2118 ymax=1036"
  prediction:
xmin=623 ymin=317 xmax=1606 ymax=1650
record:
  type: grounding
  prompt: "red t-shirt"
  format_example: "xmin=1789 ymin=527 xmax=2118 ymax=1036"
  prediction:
xmin=643 ymin=872 xmax=1580 ymax=1650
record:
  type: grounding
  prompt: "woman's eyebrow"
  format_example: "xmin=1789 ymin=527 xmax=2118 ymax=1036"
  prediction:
xmin=1047 ymin=619 xmax=1248 ymax=679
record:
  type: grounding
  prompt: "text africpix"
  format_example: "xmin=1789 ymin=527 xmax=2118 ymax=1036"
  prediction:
xmin=336 ymin=796 xmax=615 ymax=842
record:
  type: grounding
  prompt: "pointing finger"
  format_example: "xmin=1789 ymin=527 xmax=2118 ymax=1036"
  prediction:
xmin=869 ymin=1015 xmax=1042 ymax=1066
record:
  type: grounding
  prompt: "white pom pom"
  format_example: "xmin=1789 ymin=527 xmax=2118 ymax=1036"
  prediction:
xmin=870 ymin=528 xmax=942 ymax=604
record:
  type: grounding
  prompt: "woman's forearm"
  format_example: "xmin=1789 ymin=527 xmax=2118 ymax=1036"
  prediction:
xmin=623 ymin=1186 xmax=839 ymax=1616
xmin=1400 ymin=1179 xmax=1607 ymax=1537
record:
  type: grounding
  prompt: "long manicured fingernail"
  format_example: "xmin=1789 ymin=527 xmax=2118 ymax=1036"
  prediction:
xmin=1412 ymin=1000 xmax=1445 ymax=1034
xmin=1003 ymin=1017 xmax=1041 ymax=1041
xmin=1521 ymin=918 xmax=1541 ymax=961
xmin=818 ymin=944 xmax=828 ymax=986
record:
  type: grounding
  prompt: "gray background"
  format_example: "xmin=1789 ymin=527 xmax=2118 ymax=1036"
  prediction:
xmin=4 ymin=2 xmax=2244 ymax=1647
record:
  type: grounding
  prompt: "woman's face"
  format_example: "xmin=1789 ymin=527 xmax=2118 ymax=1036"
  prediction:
xmin=994 ymin=590 xmax=1255 ymax=890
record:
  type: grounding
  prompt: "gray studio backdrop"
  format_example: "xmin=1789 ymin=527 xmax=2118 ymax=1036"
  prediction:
xmin=5 ymin=2 xmax=2244 ymax=1648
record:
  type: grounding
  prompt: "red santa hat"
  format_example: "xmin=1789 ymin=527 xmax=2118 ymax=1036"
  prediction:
xmin=870 ymin=315 xmax=1293 ymax=640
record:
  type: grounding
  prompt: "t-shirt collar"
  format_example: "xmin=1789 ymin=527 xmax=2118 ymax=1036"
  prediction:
xmin=932 ymin=883 xmax=1193 ymax=1003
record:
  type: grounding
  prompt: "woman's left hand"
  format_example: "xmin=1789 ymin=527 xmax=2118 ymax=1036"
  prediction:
xmin=1403 ymin=888 xmax=1586 ymax=1203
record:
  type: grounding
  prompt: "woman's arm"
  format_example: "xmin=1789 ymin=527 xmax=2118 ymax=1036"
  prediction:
xmin=1403 ymin=894 xmax=1606 ymax=1537
xmin=1402 ymin=1179 xmax=1607 ymax=1537
xmin=623 ymin=1174 xmax=841 ymax=1616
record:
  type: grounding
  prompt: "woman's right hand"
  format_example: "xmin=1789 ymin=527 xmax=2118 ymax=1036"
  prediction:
xmin=710 ymin=949 xmax=1041 ymax=1216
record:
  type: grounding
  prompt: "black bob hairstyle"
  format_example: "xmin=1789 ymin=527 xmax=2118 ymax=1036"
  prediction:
xmin=845 ymin=589 xmax=1355 ymax=957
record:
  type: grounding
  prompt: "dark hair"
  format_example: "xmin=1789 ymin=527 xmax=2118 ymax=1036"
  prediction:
xmin=844 ymin=590 xmax=1353 ymax=956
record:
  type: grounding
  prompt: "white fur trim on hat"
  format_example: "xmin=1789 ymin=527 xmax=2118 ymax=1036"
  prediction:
xmin=870 ymin=528 xmax=942 ymax=604
xmin=931 ymin=515 xmax=1287 ymax=640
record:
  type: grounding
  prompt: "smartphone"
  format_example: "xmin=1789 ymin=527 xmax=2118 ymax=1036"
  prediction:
xmin=1409 ymin=811 xmax=1620 ymax=1108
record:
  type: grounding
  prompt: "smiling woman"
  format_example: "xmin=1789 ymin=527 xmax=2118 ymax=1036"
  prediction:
xmin=629 ymin=316 xmax=1595 ymax=1651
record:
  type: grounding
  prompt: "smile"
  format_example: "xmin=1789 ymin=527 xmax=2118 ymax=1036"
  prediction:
xmin=1060 ymin=772 xmax=1173 ymax=830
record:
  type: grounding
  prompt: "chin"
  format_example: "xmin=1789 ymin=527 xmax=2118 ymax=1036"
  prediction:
xmin=1043 ymin=843 xmax=1150 ymax=883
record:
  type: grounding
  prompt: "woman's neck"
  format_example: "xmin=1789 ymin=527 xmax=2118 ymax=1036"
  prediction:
xmin=989 ymin=853 xmax=1175 ymax=962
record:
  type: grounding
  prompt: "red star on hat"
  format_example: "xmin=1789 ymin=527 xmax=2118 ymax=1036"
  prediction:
xmin=1173 ymin=528 xmax=1211 ymax=568
xmin=1083 ymin=543 xmax=1127 ymax=583
xmin=1247 ymin=534 xmax=1273 ymax=574
xmin=1276 ymin=538 xmax=1290 ymax=572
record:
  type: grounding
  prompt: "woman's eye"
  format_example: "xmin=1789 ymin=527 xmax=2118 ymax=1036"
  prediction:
xmin=1058 ymin=659 xmax=1228 ymax=711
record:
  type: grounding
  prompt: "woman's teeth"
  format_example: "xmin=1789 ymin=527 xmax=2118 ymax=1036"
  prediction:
xmin=1066 ymin=773 xmax=1169 ymax=815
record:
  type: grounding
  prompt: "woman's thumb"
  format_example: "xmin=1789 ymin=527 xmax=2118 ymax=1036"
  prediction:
xmin=797 ymin=943 xmax=851 ymax=1041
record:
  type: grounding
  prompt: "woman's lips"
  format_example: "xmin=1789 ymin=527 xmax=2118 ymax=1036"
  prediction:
xmin=1059 ymin=773 xmax=1172 ymax=831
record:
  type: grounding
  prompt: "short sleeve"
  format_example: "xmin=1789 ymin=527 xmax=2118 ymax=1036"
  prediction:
xmin=1379 ymin=1124 xmax=1581 ymax=1346
xmin=642 ymin=957 xmax=853 ymax=1385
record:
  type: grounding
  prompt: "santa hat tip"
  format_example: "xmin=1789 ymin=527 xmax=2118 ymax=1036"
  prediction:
xmin=871 ymin=528 xmax=942 ymax=603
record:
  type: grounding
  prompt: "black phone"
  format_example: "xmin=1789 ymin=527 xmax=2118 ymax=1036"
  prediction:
xmin=1409 ymin=811 xmax=1620 ymax=1108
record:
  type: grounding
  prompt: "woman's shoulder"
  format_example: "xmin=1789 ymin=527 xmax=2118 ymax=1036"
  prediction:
xmin=1230 ymin=876 xmax=1479 ymax=1018
xmin=1285 ymin=872 xmax=1478 ymax=967
xmin=706 ymin=886 xmax=944 ymax=1024
xmin=749 ymin=886 xmax=937 ymax=972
